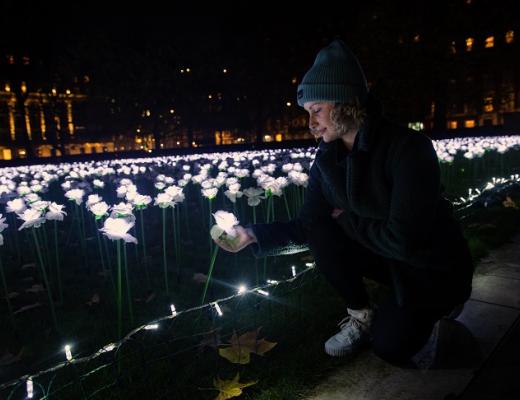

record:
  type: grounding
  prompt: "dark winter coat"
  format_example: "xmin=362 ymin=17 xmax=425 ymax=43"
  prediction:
xmin=250 ymin=99 xmax=473 ymax=304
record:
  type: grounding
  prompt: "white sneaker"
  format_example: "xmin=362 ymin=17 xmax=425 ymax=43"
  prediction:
xmin=324 ymin=307 xmax=373 ymax=357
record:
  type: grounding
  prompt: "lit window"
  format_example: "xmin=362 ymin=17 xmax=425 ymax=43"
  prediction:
xmin=291 ymin=77 xmax=297 ymax=84
xmin=483 ymin=97 xmax=494 ymax=112
xmin=5 ymin=83 xmax=11 ymax=92
xmin=464 ymin=120 xmax=476 ymax=128
xmin=275 ymin=133 xmax=283 ymax=142
xmin=413 ymin=34 xmax=420 ymax=43
xmin=505 ymin=30 xmax=514 ymax=44
xmin=7 ymin=55 xmax=14 ymax=65
xmin=448 ymin=121 xmax=458 ymax=130
xmin=465 ymin=37 xmax=474 ymax=51
xmin=22 ymin=56 xmax=30 ymax=65
xmin=485 ymin=36 xmax=494 ymax=48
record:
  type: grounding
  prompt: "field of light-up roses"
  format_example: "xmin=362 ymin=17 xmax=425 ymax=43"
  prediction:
xmin=0 ymin=135 xmax=519 ymax=399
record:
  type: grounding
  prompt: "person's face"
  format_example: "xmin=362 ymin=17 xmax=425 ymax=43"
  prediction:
xmin=303 ymin=101 xmax=338 ymax=142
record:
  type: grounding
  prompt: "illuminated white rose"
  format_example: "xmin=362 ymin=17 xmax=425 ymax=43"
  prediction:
xmin=65 ymin=189 xmax=85 ymax=205
xmin=100 ymin=217 xmax=138 ymax=243
xmin=154 ymin=193 xmax=174 ymax=208
xmin=90 ymin=202 xmax=109 ymax=219
xmin=6 ymin=198 xmax=26 ymax=214
xmin=212 ymin=210 xmax=239 ymax=237
xmin=86 ymin=194 xmax=102 ymax=209
xmin=45 ymin=202 xmax=67 ymax=221
xmin=201 ymin=187 xmax=218 ymax=200
xmin=0 ymin=214 xmax=8 ymax=233
xmin=110 ymin=202 xmax=134 ymax=218
xmin=132 ymin=194 xmax=152 ymax=209
xmin=17 ymin=209 xmax=45 ymax=230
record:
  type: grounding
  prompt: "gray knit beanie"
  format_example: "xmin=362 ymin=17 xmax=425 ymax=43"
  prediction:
xmin=297 ymin=39 xmax=368 ymax=107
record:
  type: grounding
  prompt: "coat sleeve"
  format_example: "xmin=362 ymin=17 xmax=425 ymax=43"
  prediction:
xmin=349 ymin=134 xmax=442 ymax=263
xmin=248 ymin=162 xmax=334 ymax=257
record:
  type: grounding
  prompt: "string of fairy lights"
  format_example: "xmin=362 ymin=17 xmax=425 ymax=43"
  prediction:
xmin=2 ymin=172 xmax=520 ymax=398
xmin=0 ymin=262 xmax=315 ymax=398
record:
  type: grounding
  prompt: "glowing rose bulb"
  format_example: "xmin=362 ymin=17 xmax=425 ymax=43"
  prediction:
xmin=26 ymin=378 xmax=34 ymax=398
xmin=64 ymin=344 xmax=72 ymax=361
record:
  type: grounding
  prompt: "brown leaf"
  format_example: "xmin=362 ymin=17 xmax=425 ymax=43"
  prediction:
xmin=212 ymin=373 xmax=257 ymax=400
xmin=192 ymin=272 xmax=208 ymax=284
xmin=218 ymin=328 xmax=276 ymax=364
xmin=503 ymin=196 xmax=518 ymax=209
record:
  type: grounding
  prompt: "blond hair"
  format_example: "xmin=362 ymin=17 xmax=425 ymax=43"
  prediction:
xmin=330 ymin=100 xmax=367 ymax=134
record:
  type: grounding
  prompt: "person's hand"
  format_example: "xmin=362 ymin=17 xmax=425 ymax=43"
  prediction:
xmin=213 ymin=225 xmax=257 ymax=253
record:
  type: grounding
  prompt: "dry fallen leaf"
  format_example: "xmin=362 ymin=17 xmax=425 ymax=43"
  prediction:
xmin=192 ymin=272 xmax=208 ymax=284
xmin=213 ymin=373 xmax=257 ymax=400
xmin=218 ymin=328 xmax=277 ymax=364
xmin=503 ymin=196 xmax=518 ymax=209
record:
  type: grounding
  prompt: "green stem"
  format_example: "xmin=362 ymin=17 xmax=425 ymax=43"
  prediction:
xmin=32 ymin=228 xmax=58 ymax=331
xmin=139 ymin=209 xmax=150 ymax=288
xmin=208 ymin=199 xmax=213 ymax=255
xmin=283 ymin=189 xmax=292 ymax=220
xmin=162 ymin=208 xmax=169 ymax=295
xmin=200 ymin=245 xmax=219 ymax=306
xmin=116 ymin=240 xmax=122 ymax=339
xmin=54 ymin=221 xmax=63 ymax=305
xmin=123 ymin=243 xmax=134 ymax=326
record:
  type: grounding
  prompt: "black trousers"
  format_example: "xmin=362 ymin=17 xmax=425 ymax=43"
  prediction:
xmin=307 ymin=218 xmax=458 ymax=365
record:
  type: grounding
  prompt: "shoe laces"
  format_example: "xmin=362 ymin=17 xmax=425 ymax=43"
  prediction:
xmin=338 ymin=315 xmax=362 ymax=331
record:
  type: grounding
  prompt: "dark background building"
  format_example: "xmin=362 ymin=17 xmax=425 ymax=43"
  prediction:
xmin=0 ymin=2 xmax=519 ymax=160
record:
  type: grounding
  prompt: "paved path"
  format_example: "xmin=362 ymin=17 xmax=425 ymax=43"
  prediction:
xmin=304 ymin=234 xmax=520 ymax=400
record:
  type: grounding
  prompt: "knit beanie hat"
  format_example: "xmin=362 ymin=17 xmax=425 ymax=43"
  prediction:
xmin=297 ymin=39 xmax=368 ymax=107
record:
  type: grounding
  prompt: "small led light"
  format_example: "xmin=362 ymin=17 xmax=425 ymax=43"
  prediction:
xmin=305 ymin=262 xmax=314 ymax=268
xmin=213 ymin=302 xmax=223 ymax=316
xmin=266 ymin=279 xmax=279 ymax=284
xmin=64 ymin=344 xmax=72 ymax=361
xmin=100 ymin=343 xmax=116 ymax=353
xmin=291 ymin=265 xmax=296 ymax=277
xmin=144 ymin=324 xmax=159 ymax=330
xmin=170 ymin=304 xmax=177 ymax=317
xmin=237 ymin=284 xmax=247 ymax=294
xmin=257 ymin=289 xmax=269 ymax=296
xmin=26 ymin=378 xmax=34 ymax=398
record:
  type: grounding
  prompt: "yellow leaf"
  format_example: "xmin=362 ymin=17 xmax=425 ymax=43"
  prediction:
xmin=213 ymin=373 xmax=257 ymax=400
xmin=218 ymin=346 xmax=251 ymax=364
